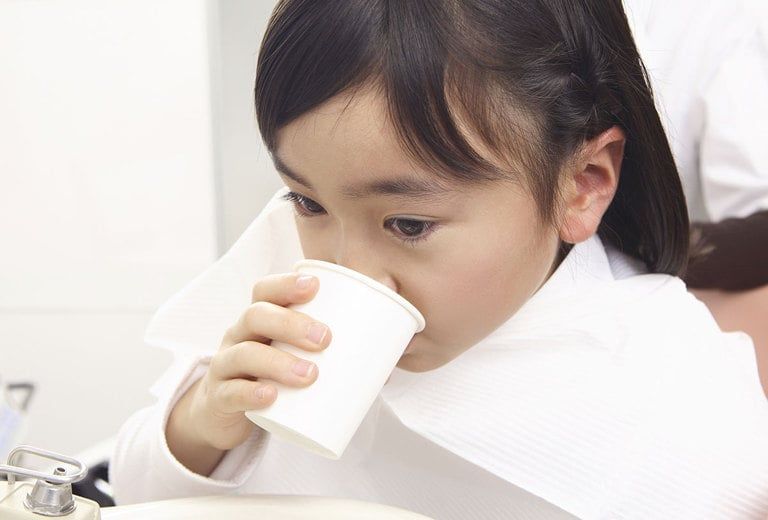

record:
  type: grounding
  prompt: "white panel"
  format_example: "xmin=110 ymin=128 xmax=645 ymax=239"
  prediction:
xmin=209 ymin=0 xmax=284 ymax=253
xmin=0 ymin=0 xmax=218 ymax=310
xmin=0 ymin=311 xmax=173 ymax=460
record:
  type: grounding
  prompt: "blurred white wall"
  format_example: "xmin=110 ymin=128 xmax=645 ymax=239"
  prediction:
xmin=210 ymin=0 xmax=283 ymax=251
xmin=0 ymin=0 xmax=280 ymax=463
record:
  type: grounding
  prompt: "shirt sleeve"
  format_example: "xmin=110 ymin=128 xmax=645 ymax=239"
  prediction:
xmin=700 ymin=23 xmax=768 ymax=222
xmin=108 ymin=354 xmax=271 ymax=505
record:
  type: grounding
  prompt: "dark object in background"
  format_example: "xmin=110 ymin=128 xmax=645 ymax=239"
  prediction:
xmin=685 ymin=210 xmax=768 ymax=291
xmin=72 ymin=460 xmax=115 ymax=507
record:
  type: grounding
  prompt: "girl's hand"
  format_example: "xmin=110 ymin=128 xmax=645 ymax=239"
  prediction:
xmin=181 ymin=272 xmax=332 ymax=452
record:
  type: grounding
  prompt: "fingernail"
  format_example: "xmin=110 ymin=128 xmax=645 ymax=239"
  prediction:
xmin=257 ymin=385 xmax=273 ymax=400
xmin=296 ymin=275 xmax=315 ymax=289
xmin=292 ymin=360 xmax=316 ymax=378
xmin=307 ymin=322 xmax=328 ymax=345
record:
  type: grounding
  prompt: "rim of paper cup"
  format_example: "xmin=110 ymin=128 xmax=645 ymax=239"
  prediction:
xmin=246 ymin=411 xmax=339 ymax=459
xmin=293 ymin=259 xmax=426 ymax=332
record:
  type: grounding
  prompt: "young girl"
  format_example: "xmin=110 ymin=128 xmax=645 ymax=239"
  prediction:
xmin=109 ymin=0 xmax=768 ymax=518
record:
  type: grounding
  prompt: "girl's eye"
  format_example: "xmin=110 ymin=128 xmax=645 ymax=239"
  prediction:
xmin=281 ymin=191 xmax=438 ymax=246
xmin=385 ymin=218 xmax=438 ymax=246
xmin=281 ymin=191 xmax=326 ymax=216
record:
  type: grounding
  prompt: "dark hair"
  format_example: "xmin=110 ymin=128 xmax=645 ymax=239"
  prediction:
xmin=254 ymin=0 xmax=690 ymax=275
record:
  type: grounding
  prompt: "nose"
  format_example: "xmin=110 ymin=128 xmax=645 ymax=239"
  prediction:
xmin=375 ymin=275 xmax=399 ymax=293
xmin=338 ymin=258 xmax=399 ymax=293
xmin=333 ymin=236 xmax=399 ymax=294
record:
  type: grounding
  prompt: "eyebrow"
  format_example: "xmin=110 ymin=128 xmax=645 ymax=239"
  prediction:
xmin=272 ymin=154 xmax=453 ymax=200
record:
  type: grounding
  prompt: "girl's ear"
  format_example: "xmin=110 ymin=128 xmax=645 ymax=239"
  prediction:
xmin=557 ymin=125 xmax=626 ymax=244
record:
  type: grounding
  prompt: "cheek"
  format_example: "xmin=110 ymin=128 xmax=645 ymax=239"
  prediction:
xmin=416 ymin=256 xmax=526 ymax=346
xmin=407 ymin=223 xmax=555 ymax=350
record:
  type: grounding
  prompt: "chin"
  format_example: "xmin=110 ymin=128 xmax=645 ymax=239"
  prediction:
xmin=395 ymin=334 xmax=452 ymax=372
xmin=396 ymin=353 xmax=424 ymax=372
xmin=396 ymin=350 xmax=446 ymax=373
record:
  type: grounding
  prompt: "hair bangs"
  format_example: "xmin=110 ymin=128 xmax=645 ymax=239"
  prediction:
xmin=255 ymin=0 xmax=537 ymax=190
xmin=255 ymin=0 xmax=690 ymax=274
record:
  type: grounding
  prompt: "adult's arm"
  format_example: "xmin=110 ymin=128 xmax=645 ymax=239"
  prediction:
xmin=684 ymin=13 xmax=768 ymax=289
xmin=684 ymin=210 xmax=768 ymax=290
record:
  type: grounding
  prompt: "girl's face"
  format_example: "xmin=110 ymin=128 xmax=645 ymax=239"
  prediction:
xmin=274 ymin=89 xmax=561 ymax=372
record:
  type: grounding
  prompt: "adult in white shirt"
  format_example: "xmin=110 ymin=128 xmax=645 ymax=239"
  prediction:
xmin=625 ymin=0 xmax=768 ymax=395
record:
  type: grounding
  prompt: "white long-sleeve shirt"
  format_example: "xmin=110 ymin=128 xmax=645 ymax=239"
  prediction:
xmin=110 ymin=353 xmax=579 ymax=519
xmin=109 ymin=191 xmax=768 ymax=519
xmin=624 ymin=0 xmax=768 ymax=222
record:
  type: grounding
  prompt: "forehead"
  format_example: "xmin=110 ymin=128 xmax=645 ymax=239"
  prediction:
xmin=274 ymin=89 xmax=459 ymax=199
xmin=276 ymin=89 xmax=403 ymax=170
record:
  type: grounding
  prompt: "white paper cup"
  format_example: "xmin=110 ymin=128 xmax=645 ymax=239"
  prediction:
xmin=245 ymin=259 xmax=425 ymax=459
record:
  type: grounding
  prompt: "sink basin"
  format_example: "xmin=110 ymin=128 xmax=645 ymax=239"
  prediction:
xmin=102 ymin=494 xmax=433 ymax=519
xmin=2 ymin=445 xmax=432 ymax=519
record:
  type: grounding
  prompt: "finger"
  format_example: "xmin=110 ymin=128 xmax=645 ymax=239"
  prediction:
xmin=212 ymin=378 xmax=277 ymax=414
xmin=251 ymin=272 xmax=320 ymax=306
xmin=211 ymin=341 xmax=320 ymax=387
xmin=222 ymin=300 xmax=332 ymax=351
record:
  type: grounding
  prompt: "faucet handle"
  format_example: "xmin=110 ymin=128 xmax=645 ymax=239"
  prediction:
xmin=0 ymin=445 xmax=97 ymax=518
xmin=0 ymin=445 xmax=87 ymax=486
